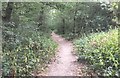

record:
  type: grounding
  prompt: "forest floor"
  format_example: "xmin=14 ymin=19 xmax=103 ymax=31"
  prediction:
xmin=36 ymin=32 xmax=96 ymax=76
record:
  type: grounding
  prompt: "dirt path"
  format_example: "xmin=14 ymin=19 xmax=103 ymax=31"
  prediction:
xmin=47 ymin=32 xmax=77 ymax=76
xmin=36 ymin=32 xmax=95 ymax=76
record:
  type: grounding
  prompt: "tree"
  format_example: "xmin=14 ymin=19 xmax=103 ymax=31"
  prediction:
xmin=2 ymin=2 xmax=14 ymax=22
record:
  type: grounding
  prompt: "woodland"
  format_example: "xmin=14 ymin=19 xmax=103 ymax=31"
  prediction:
xmin=1 ymin=1 xmax=120 ymax=77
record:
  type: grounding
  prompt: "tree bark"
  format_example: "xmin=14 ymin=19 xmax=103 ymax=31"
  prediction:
xmin=73 ymin=3 xmax=78 ymax=34
xmin=118 ymin=3 xmax=120 ymax=24
xmin=62 ymin=18 xmax=65 ymax=34
xmin=2 ymin=2 xmax=14 ymax=22
xmin=38 ymin=6 xmax=44 ymax=31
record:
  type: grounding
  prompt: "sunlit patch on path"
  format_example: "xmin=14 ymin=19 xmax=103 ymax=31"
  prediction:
xmin=48 ymin=32 xmax=77 ymax=76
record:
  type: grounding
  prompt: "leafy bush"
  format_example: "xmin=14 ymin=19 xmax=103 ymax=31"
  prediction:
xmin=2 ymin=24 xmax=57 ymax=76
xmin=74 ymin=29 xmax=119 ymax=76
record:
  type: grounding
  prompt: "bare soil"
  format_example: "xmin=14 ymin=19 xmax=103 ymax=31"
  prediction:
xmin=36 ymin=32 xmax=96 ymax=76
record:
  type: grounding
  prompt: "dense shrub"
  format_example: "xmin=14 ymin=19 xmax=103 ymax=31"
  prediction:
xmin=2 ymin=24 xmax=57 ymax=76
xmin=74 ymin=29 xmax=119 ymax=76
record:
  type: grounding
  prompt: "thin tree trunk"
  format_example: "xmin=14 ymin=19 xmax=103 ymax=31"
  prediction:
xmin=62 ymin=18 xmax=65 ymax=34
xmin=118 ymin=3 xmax=120 ymax=24
xmin=38 ymin=6 xmax=44 ymax=31
xmin=73 ymin=3 xmax=78 ymax=34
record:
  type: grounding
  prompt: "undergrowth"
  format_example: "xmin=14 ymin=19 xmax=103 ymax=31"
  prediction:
xmin=2 ymin=23 xmax=57 ymax=76
xmin=74 ymin=29 xmax=119 ymax=76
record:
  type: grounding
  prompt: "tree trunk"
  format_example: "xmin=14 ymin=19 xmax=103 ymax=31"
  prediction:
xmin=62 ymin=18 xmax=65 ymax=34
xmin=73 ymin=15 xmax=76 ymax=34
xmin=73 ymin=3 xmax=78 ymax=34
xmin=38 ymin=6 xmax=44 ymax=31
xmin=2 ymin=2 xmax=13 ymax=22
xmin=118 ymin=2 xmax=120 ymax=24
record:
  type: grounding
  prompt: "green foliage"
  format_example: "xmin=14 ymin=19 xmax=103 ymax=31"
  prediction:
xmin=74 ymin=29 xmax=119 ymax=76
xmin=55 ymin=2 xmax=118 ymax=40
xmin=2 ymin=2 xmax=58 ymax=76
xmin=2 ymin=22 xmax=57 ymax=76
xmin=2 ymin=2 xmax=119 ymax=76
